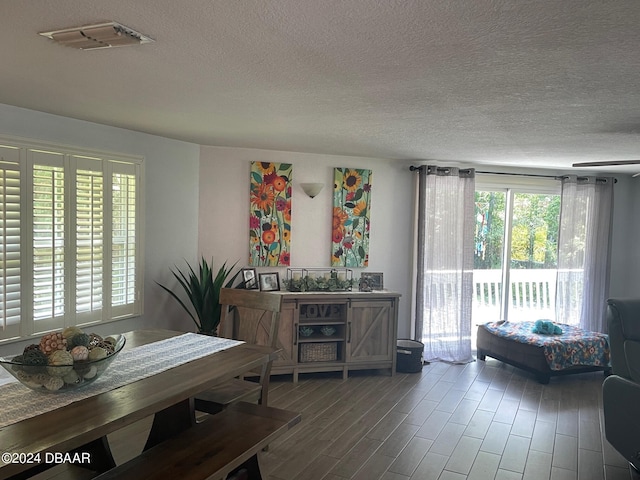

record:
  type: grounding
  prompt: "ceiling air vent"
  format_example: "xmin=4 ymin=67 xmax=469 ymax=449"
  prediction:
xmin=39 ymin=22 xmax=154 ymax=50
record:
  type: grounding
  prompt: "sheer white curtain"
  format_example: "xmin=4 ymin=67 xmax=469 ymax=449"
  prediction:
xmin=414 ymin=166 xmax=475 ymax=363
xmin=556 ymin=176 xmax=614 ymax=332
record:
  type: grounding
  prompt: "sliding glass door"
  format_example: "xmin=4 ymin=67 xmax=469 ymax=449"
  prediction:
xmin=473 ymin=178 xmax=560 ymax=327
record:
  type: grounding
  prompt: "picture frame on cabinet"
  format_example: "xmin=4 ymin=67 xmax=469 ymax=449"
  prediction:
xmin=259 ymin=272 xmax=280 ymax=292
xmin=360 ymin=272 xmax=383 ymax=291
xmin=242 ymin=268 xmax=258 ymax=290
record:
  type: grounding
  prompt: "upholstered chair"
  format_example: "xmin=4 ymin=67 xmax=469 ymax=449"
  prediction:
xmin=603 ymin=298 xmax=640 ymax=478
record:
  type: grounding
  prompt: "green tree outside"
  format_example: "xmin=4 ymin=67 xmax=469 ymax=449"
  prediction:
xmin=474 ymin=191 xmax=560 ymax=270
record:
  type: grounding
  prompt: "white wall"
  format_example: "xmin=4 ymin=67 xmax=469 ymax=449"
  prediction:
xmin=0 ymin=104 xmax=200 ymax=355
xmin=199 ymin=148 xmax=640 ymax=338
xmin=198 ymin=146 xmax=415 ymax=337
xmin=609 ymin=175 xmax=640 ymax=298
xmin=1 ymin=102 xmax=637 ymax=353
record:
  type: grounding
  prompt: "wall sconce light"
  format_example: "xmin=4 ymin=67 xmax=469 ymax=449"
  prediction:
xmin=300 ymin=183 xmax=324 ymax=198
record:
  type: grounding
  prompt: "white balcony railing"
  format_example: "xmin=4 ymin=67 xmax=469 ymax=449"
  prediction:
xmin=422 ymin=268 xmax=581 ymax=323
xmin=473 ymin=268 xmax=578 ymax=322
xmin=422 ymin=268 xmax=581 ymax=349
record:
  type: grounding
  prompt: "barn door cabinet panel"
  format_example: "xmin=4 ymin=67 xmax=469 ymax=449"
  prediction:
xmin=270 ymin=291 xmax=400 ymax=382
xmin=347 ymin=300 xmax=396 ymax=365
xmin=276 ymin=302 xmax=296 ymax=366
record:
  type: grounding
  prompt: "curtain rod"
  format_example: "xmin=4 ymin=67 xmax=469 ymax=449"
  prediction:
xmin=409 ymin=165 xmax=616 ymax=183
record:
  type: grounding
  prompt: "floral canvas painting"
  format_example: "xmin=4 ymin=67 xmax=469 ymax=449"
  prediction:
xmin=332 ymin=168 xmax=372 ymax=267
xmin=249 ymin=162 xmax=292 ymax=266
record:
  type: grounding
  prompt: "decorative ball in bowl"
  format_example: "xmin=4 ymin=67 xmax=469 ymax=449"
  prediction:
xmin=320 ymin=326 xmax=336 ymax=336
xmin=0 ymin=328 xmax=126 ymax=393
xmin=299 ymin=326 xmax=315 ymax=337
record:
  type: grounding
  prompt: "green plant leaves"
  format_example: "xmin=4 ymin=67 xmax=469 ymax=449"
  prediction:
xmin=156 ymin=258 xmax=240 ymax=335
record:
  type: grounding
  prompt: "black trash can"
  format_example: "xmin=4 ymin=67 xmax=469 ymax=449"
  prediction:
xmin=396 ymin=339 xmax=424 ymax=373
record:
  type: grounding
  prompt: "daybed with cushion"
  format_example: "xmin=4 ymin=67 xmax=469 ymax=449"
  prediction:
xmin=476 ymin=320 xmax=610 ymax=384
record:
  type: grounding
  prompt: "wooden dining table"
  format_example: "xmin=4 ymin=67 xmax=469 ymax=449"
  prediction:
xmin=0 ymin=329 xmax=279 ymax=480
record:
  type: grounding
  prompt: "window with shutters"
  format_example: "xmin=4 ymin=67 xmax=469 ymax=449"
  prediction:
xmin=0 ymin=138 xmax=143 ymax=342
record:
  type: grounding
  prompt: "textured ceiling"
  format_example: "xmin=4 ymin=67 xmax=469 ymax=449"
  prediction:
xmin=2 ymin=0 xmax=640 ymax=173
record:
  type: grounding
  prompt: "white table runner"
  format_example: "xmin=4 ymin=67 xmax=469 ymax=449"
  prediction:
xmin=0 ymin=333 xmax=243 ymax=428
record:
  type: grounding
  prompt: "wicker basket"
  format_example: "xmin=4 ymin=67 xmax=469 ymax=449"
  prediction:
xmin=299 ymin=342 xmax=337 ymax=363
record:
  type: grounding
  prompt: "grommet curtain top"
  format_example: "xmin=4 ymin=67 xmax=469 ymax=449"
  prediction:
xmin=409 ymin=165 xmax=474 ymax=177
xmin=409 ymin=165 xmax=615 ymax=183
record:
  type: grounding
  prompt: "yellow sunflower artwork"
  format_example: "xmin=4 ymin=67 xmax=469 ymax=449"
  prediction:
xmin=250 ymin=162 xmax=292 ymax=266
xmin=332 ymin=168 xmax=372 ymax=267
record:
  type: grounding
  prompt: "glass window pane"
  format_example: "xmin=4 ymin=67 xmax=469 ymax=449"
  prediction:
xmin=473 ymin=189 xmax=561 ymax=329
xmin=473 ymin=191 xmax=505 ymax=323
xmin=508 ymin=193 xmax=560 ymax=321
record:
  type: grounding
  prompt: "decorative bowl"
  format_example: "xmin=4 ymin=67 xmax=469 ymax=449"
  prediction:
xmin=299 ymin=326 xmax=315 ymax=337
xmin=0 ymin=334 xmax=126 ymax=393
xmin=320 ymin=326 xmax=336 ymax=336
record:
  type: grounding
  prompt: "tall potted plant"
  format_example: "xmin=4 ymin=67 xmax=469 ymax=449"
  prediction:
xmin=157 ymin=258 xmax=240 ymax=335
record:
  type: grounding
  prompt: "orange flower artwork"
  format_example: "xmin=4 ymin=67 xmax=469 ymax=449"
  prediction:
xmin=249 ymin=162 xmax=292 ymax=266
xmin=331 ymin=168 xmax=372 ymax=267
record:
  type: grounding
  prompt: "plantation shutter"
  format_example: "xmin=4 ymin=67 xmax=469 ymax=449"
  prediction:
xmin=0 ymin=137 xmax=143 ymax=341
xmin=31 ymin=150 xmax=66 ymax=333
xmin=111 ymin=163 xmax=139 ymax=317
xmin=75 ymin=157 xmax=104 ymax=323
xmin=0 ymin=145 xmax=22 ymax=338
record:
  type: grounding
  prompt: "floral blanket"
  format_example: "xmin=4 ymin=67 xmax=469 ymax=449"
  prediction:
xmin=481 ymin=321 xmax=610 ymax=371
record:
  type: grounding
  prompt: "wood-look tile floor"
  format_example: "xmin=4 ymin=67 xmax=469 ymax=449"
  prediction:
xmin=261 ymin=360 xmax=630 ymax=480
xmin=35 ymin=358 xmax=631 ymax=480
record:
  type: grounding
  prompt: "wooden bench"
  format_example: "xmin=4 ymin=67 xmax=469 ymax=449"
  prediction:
xmin=95 ymin=402 xmax=301 ymax=480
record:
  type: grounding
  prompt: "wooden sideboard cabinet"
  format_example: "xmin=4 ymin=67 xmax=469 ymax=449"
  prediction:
xmin=268 ymin=291 xmax=400 ymax=382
